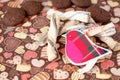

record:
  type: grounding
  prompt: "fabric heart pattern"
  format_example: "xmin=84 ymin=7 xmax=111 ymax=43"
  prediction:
xmin=53 ymin=69 xmax=69 ymax=79
xmin=32 ymin=16 xmax=49 ymax=29
xmin=23 ymin=51 xmax=37 ymax=60
xmin=45 ymin=61 xmax=59 ymax=70
xmin=3 ymin=52 xmax=13 ymax=59
xmin=21 ymin=73 xmax=30 ymax=80
xmin=110 ymin=68 xmax=120 ymax=76
xmin=100 ymin=60 xmax=114 ymax=70
xmin=31 ymin=59 xmax=45 ymax=67
xmin=4 ymin=37 xmax=22 ymax=51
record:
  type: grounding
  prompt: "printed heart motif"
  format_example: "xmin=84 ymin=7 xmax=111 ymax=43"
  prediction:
xmin=53 ymin=69 xmax=69 ymax=79
xmin=0 ymin=64 xmax=6 ymax=71
xmin=45 ymin=61 xmax=59 ymax=70
xmin=100 ymin=5 xmax=111 ymax=12
xmin=0 ymin=72 xmax=8 ymax=79
xmin=21 ymin=73 xmax=30 ymax=80
xmin=12 ymin=76 xmax=19 ymax=80
xmin=114 ymin=8 xmax=120 ymax=17
xmin=66 ymin=30 xmax=110 ymax=64
xmin=4 ymin=37 xmax=22 ymax=51
xmin=0 ymin=36 xmax=4 ymax=43
xmin=7 ymin=0 xmax=23 ymax=8
xmin=31 ymin=59 xmax=45 ymax=67
xmin=14 ymin=32 xmax=27 ymax=39
xmin=30 ymin=72 xmax=50 ymax=80
xmin=100 ymin=60 xmax=114 ymax=69
xmin=23 ymin=50 xmax=37 ymax=60
xmin=32 ymin=16 xmax=49 ymax=29
xmin=29 ymin=27 xmax=37 ymax=33
xmin=3 ymin=52 xmax=13 ymax=59
xmin=107 ymin=0 xmax=119 ymax=7
xmin=110 ymin=68 xmax=120 ymax=76
xmin=15 ymin=46 xmax=25 ymax=54
xmin=8 ymin=32 xmax=14 ymax=37
xmin=111 ymin=17 xmax=120 ymax=23
xmin=25 ymin=42 xmax=39 ymax=51
xmin=13 ymin=55 xmax=22 ymax=64
xmin=16 ymin=64 xmax=31 ymax=72
xmin=87 ymin=65 xmax=100 ymax=74
xmin=71 ymin=72 xmax=85 ymax=80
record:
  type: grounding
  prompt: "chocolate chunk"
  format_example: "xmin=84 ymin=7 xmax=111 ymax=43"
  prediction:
xmin=71 ymin=0 xmax=91 ymax=8
xmin=87 ymin=5 xmax=111 ymax=23
xmin=51 ymin=0 xmax=72 ymax=9
xmin=21 ymin=1 xmax=43 ymax=16
xmin=2 ymin=8 xmax=25 ymax=26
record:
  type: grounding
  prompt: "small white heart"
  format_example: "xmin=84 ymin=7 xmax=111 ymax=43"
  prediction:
xmin=31 ymin=59 xmax=45 ymax=67
xmin=110 ymin=68 xmax=120 ymax=76
xmin=111 ymin=17 xmax=120 ymax=23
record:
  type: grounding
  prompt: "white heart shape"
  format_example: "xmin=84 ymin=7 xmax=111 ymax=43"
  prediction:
xmin=111 ymin=17 xmax=120 ymax=23
xmin=110 ymin=68 xmax=120 ymax=76
xmin=31 ymin=59 xmax=45 ymax=67
xmin=107 ymin=0 xmax=119 ymax=7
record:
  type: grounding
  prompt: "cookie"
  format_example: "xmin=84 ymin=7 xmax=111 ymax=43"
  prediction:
xmin=2 ymin=8 xmax=25 ymax=26
xmin=21 ymin=1 xmax=43 ymax=16
xmin=87 ymin=5 xmax=111 ymax=23
xmin=51 ymin=0 xmax=72 ymax=9
xmin=71 ymin=0 xmax=91 ymax=8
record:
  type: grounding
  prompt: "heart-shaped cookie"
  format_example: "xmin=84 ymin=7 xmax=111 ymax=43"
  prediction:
xmin=110 ymin=68 xmax=120 ymax=76
xmin=111 ymin=17 xmax=120 ymax=23
xmin=53 ymin=69 xmax=69 ymax=79
xmin=45 ymin=61 xmax=58 ymax=70
xmin=107 ymin=0 xmax=119 ymax=7
xmin=100 ymin=5 xmax=111 ymax=12
xmin=31 ymin=59 xmax=45 ymax=67
xmin=30 ymin=72 xmax=50 ymax=80
xmin=3 ymin=52 xmax=13 ymax=59
xmin=100 ymin=60 xmax=114 ymax=70
xmin=23 ymin=50 xmax=37 ymax=60
xmin=25 ymin=42 xmax=39 ymax=51
xmin=4 ymin=37 xmax=22 ymax=51
xmin=32 ymin=16 xmax=49 ymax=29
xmin=15 ymin=46 xmax=25 ymax=54
xmin=21 ymin=73 xmax=30 ymax=80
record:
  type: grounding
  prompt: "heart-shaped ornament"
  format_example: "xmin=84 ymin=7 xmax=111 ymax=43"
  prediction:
xmin=31 ymin=59 xmax=45 ymax=67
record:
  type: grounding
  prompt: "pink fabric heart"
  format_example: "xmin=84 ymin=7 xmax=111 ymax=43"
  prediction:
xmin=23 ymin=50 xmax=37 ymax=60
xmin=3 ymin=52 xmax=13 ymax=59
xmin=29 ymin=27 xmax=37 ymax=33
xmin=21 ymin=73 xmax=30 ymax=80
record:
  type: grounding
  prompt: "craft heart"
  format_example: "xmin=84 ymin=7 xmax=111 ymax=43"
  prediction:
xmin=110 ymin=68 xmax=120 ymax=76
xmin=100 ymin=60 xmax=114 ymax=69
xmin=29 ymin=27 xmax=37 ymax=33
xmin=15 ymin=46 xmax=25 ymax=54
xmin=111 ymin=17 xmax=120 ymax=23
xmin=53 ymin=69 xmax=69 ymax=79
xmin=21 ymin=73 xmax=30 ymax=80
xmin=25 ymin=42 xmax=39 ymax=51
xmin=45 ymin=62 xmax=59 ymax=70
xmin=107 ymin=0 xmax=119 ymax=7
xmin=3 ymin=52 xmax=13 ymax=59
xmin=4 ymin=37 xmax=22 ymax=51
xmin=31 ymin=59 xmax=45 ymax=67
xmin=32 ymin=16 xmax=49 ymax=29
xmin=23 ymin=50 xmax=37 ymax=60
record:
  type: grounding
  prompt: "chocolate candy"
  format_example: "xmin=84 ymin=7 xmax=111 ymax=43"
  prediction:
xmin=51 ymin=0 xmax=72 ymax=9
xmin=21 ymin=1 xmax=43 ymax=16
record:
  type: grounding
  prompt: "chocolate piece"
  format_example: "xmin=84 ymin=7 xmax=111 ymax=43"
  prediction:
xmin=2 ymin=8 xmax=25 ymax=26
xmin=87 ymin=5 xmax=111 ymax=23
xmin=71 ymin=0 xmax=91 ymax=8
xmin=32 ymin=16 xmax=49 ymax=29
xmin=51 ymin=0 xmax=72 ymax=9
xmin=21 ymin=1 xmax=43 ymax=16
